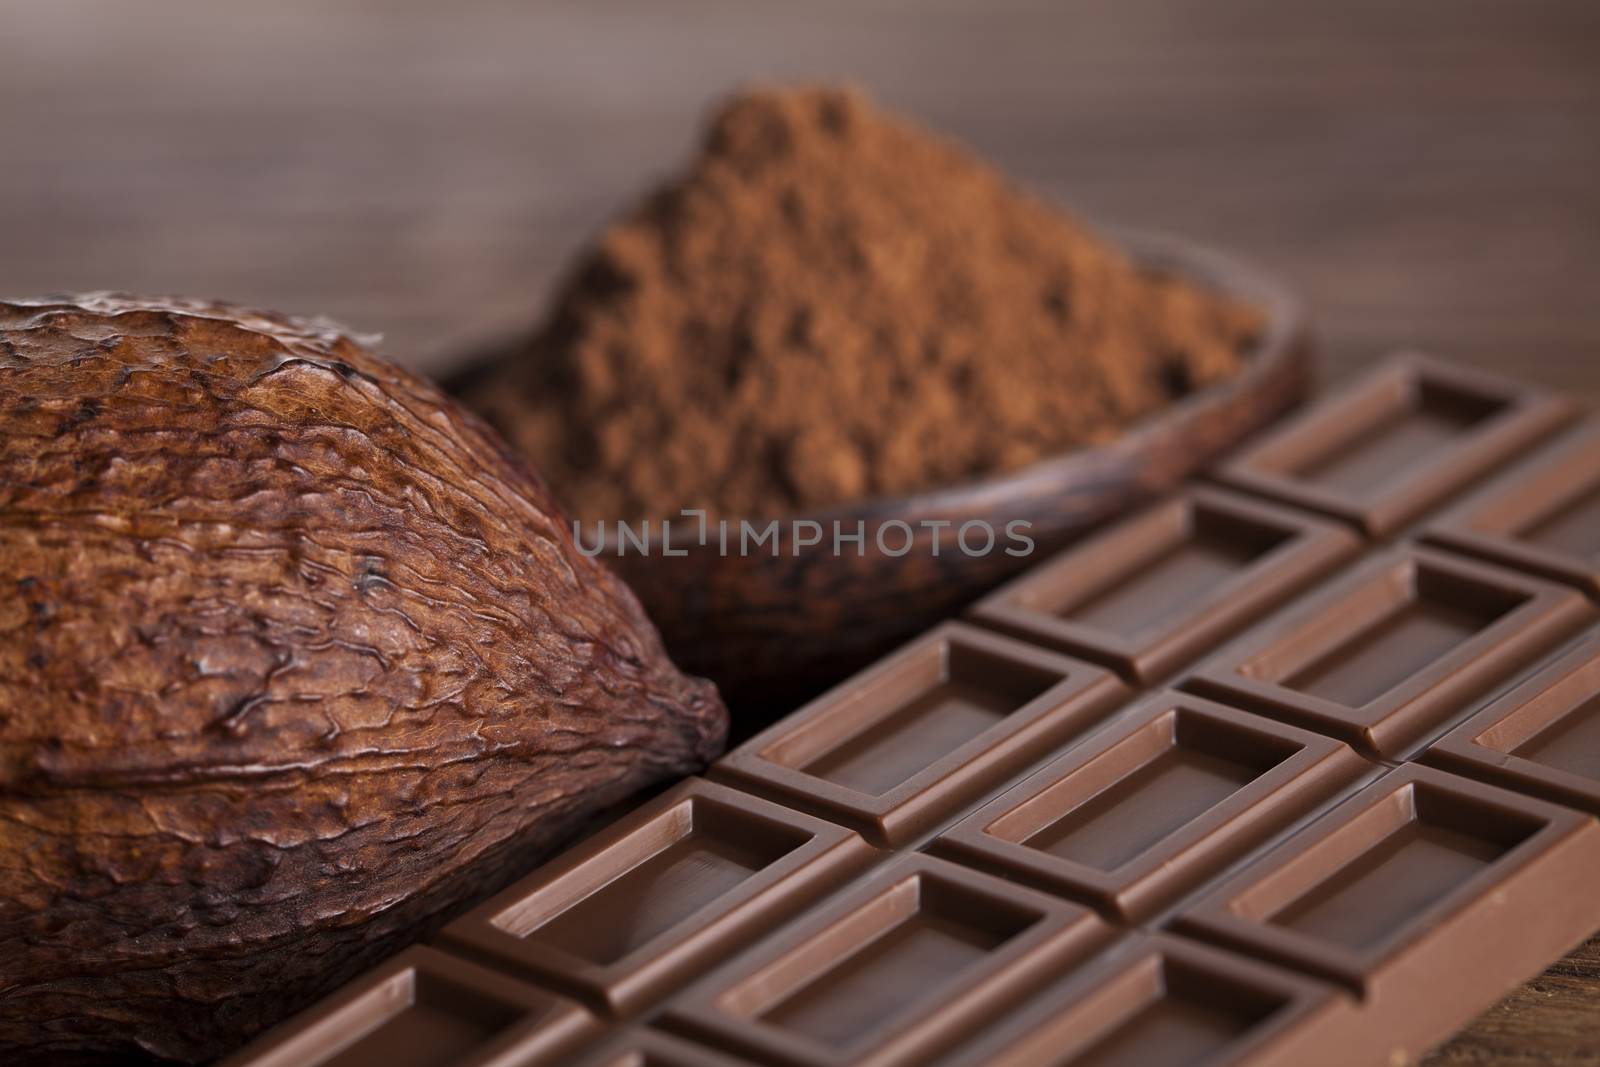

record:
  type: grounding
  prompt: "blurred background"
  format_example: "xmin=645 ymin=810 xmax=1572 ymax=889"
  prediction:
xmin=1 ymin=0 xmax=1595 ymax=397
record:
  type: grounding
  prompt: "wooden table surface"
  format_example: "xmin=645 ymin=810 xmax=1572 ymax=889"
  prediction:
xmin=1 ymin=0 xmax=1596 ymax=1060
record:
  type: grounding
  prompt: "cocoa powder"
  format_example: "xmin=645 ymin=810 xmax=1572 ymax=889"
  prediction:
xmin=461 ymin=85 xmax=1261 ymax=520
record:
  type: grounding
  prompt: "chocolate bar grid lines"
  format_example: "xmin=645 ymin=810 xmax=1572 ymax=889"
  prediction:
xmin=661 ymin=853 xmax=1113 ymax=1067
xmin=928 ymin=692 xmax=1368 ymax=923
xmin=1424 ymin=630 xmax=1600 ymax=816
xmin=710 ymin=621 xmax=1128 ymax=848
xmin=1182 ymin=544 xmax=1595 ymax=759
xmin=1213 ymin=353 xmax=1574 ymax=539
xmin=967 ymin=487 xmax=1361 ymax=685
xmin=1172 ymin=764 xmax=1600 ymax=1067
xmin=225 ymin=353 xmax=1600 ymax=1067
xmin=1422 ymin=416 xmax=1600 ymax=597
xmin=214 ymin=947 xmax=598 ymax=1067
xmin=563 ymin=1028 xmax=762 ymax=1067
xmin=435 ymin=778 xmax=874 ymax=1017
xmin=927 ymin=933 xmax=1355 ymax=1067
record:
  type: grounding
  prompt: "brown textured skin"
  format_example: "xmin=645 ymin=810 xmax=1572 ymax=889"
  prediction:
xmin=0 ymin=295 xmax=726 ymax=1065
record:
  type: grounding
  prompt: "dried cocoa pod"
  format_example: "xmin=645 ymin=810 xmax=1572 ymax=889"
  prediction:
xmin=0 ymin=295 xmax=726 ymax=1065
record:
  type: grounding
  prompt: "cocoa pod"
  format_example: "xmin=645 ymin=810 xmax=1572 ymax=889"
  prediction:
xmin=0 ymin=295 xmax=726 ymax=1064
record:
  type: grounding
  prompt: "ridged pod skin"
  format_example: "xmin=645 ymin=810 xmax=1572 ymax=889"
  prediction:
xmin=0 ymin=296 xmax=726 ymax=1064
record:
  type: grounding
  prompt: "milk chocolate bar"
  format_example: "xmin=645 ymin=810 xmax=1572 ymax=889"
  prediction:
xmin=1183 ymin=545 xmax=1593 ymax=758
xmin=1214 ymin=353 xmax=1572 ymax=538
xmin=664 ymin=853 xmax=1113 ymax=1067
xmin=926 ymin=934 xmax=1355 ymax=1067
xmin=1173 ymin=764 xmax=1600 ymax=1067
xmin=563 ymin=1029 xmax=761 ymax=1067
xmin=1422 ymin=416 xmax=1600 ymax=594
xmin=435 ymin=778 xmax=872 ymax=1016
xmin=215 ymin=947 xmax=598 ymax=1067
xmin=968 ymin=488 xmax=1360 ymax=685
xmin=710 ymin=622 xmax=1128 ymax=848
xmin=226 ymin=354 xmax=1600 ymax=1067
xmin=928 ymin=692 xmax=1370 ymax=923
xmin=1423 ymin=630 xmax=1600 ymax=815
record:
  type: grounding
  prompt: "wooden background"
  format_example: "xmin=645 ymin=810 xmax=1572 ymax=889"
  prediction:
xmin=1 ymin=0 xmax=1596 ymax=1060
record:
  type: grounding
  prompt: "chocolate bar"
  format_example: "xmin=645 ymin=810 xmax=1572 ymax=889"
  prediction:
xmin=710 ymin=622 xmax=1129 ymax=849
xmin=1213 ymin=353 xmax=1572 ymax=538
xmin=1423 ymin=630 xmax=1600 ymax=815
xmin=1422 ymin=416 xmax=1600 ymax=595
xmin=928 ymin=692 xmax=1370 ymax=923
xmin=664 ymin=854 xmax=1112 ymax=1067
xmin=435 ymin=778 xmax=872 ymax=1016
xmin=223 ymin=353 xmax=1600 ymax=1067
xmin=1182 ymin=546 xmax=1592 ymax=758
xmin=1172 ymin=765 xmax=1600 ymax=1065
xmin=967 ymin=488 xmax=1359 ymax=685
xmin=925 ymin=934 xmax=1354 ymax=1067
xmin=217 ymin=947 xmax=599 ymax=1067
xmin=564 ymin=1029 xmax=761 ymax=1067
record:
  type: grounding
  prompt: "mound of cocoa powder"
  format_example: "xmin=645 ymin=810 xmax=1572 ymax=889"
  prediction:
xmin=460 ymin=85 xmax=1262 ymax=520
